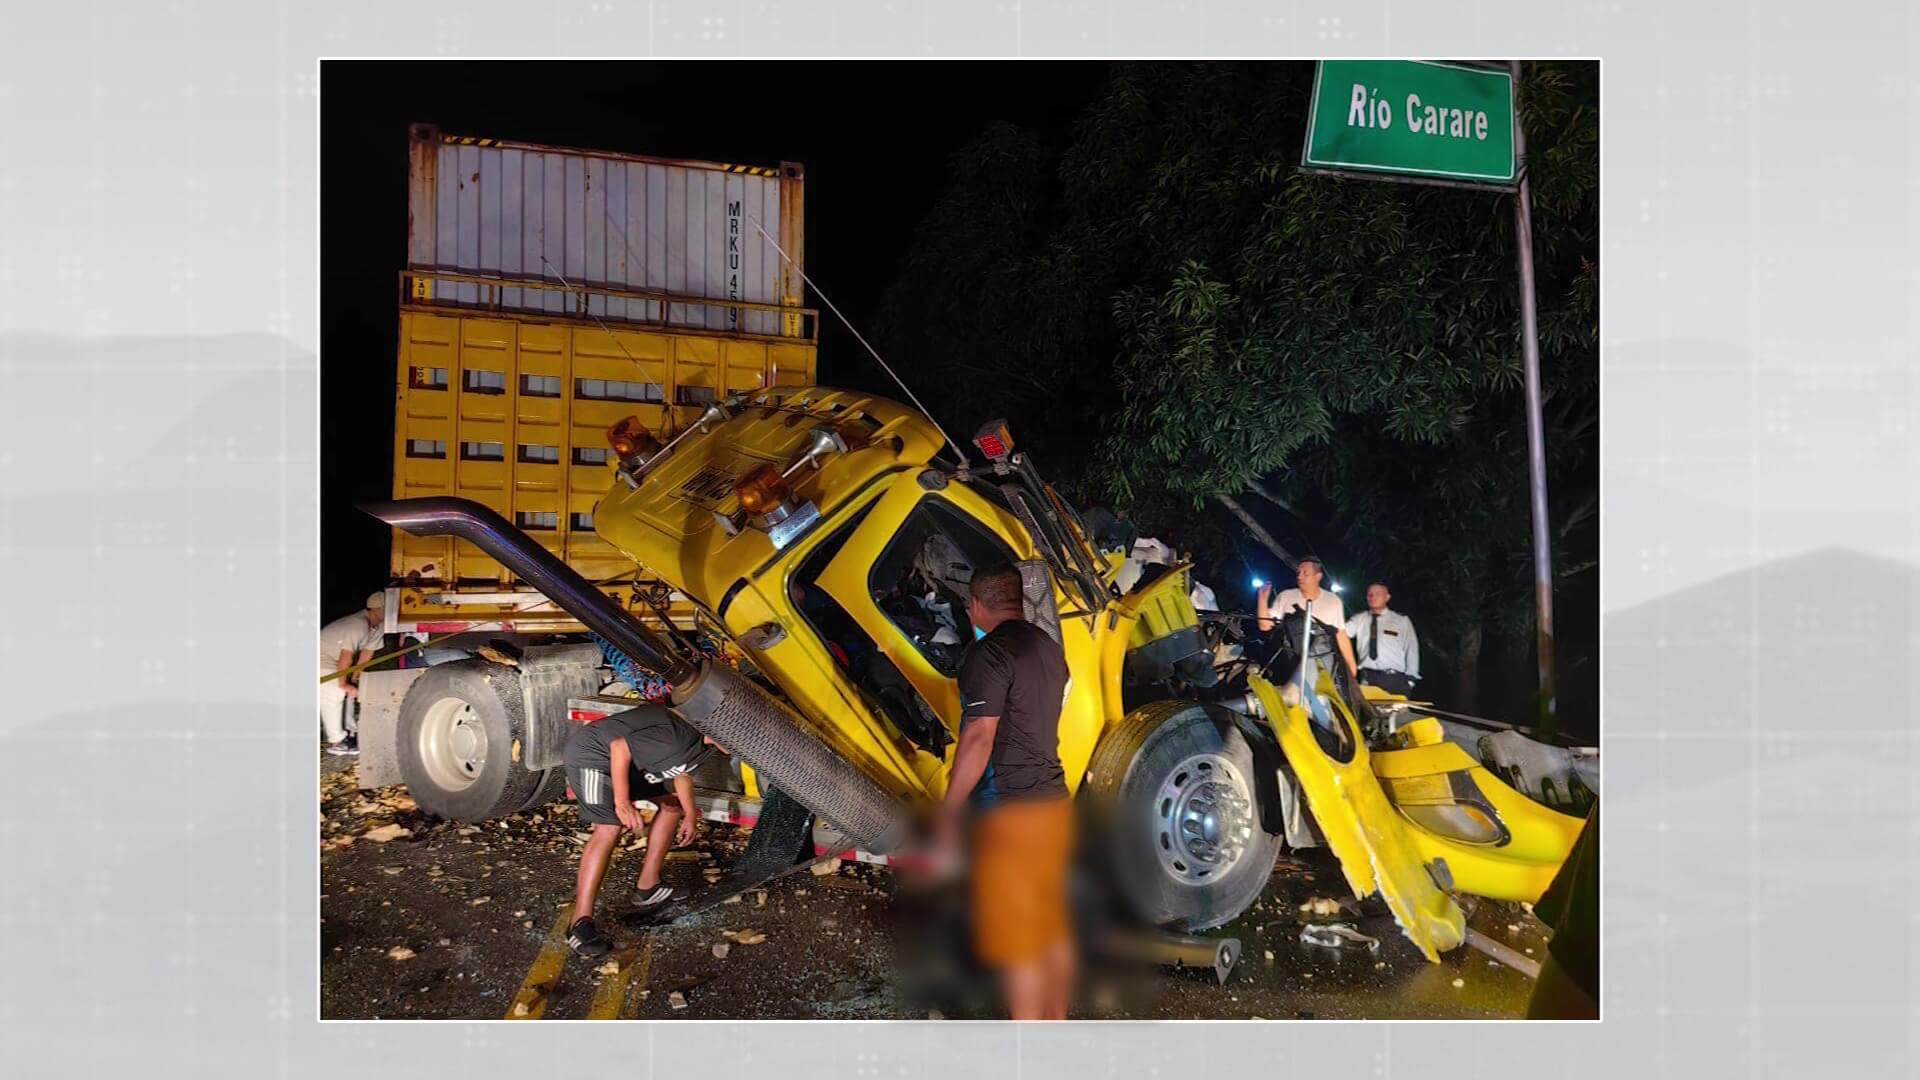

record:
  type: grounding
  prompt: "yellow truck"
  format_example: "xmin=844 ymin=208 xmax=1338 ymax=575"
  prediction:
xmin=358 ymin=129 xmax=1582 ymax=955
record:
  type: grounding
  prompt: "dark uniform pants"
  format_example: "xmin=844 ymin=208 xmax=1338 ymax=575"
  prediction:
xmin=1358 ymin=668 xmax=1416 ymax=695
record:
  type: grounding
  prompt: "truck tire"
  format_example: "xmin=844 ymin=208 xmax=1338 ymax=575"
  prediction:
xmin=396 ymin=660 xmax=547 ymax=822
xmin=516 ymin=767 xmax=570 ymax=813
xmin=1081 ymin=700 xmax=1280 ymax=930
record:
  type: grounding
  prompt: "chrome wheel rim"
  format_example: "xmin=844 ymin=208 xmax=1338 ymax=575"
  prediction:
xmin=419 ymin=696 xmax=487 ymax=792
xmin=1153 ymin=752 xmax=1255 ymax=884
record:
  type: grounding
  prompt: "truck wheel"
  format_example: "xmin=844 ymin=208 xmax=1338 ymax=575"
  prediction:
xmin=396 ymin=660 xmax=547 ymax=822
xmin=516 ymin=767 xmax=570 ymax=813
xmin=1081 ymin=700 xmax=1280 ymax=930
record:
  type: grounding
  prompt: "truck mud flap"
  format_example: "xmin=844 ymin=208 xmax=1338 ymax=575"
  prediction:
xmin=619 ymin=786 xmax=819 ymax=929
xmin=516 ymin=643 xmax=605 ymax=771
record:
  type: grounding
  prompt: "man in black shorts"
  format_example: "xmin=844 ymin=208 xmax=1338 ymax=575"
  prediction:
xmin=561 ymin=704 xmax=718 ymax=958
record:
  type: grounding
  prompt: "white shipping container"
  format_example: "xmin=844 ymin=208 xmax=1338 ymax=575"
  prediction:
xmin=405 ymin=125 xmax=806 ymax=339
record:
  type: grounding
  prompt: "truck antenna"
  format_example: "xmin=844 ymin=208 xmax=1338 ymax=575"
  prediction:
xmin=748 ymin=216 xmax=970 ymax=465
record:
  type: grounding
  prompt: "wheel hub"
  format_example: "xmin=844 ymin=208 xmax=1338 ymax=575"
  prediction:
xmin=418 ymin=697 xmax=488 ymax=792
xmin=1153 ymin=753 xmax=1255 ymax=885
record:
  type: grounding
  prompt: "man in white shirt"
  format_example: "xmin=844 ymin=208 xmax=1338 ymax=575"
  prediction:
xmin=1255 ymin=557 xmax=1360 ymax=683
xmin=1345 ymin=582 xmax=1420 ymax=695
xmin=319 ymin=591 xmax=387 ymax=755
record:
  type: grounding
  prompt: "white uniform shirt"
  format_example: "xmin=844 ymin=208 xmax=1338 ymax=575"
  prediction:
xmin=1268 ymin=588 xmax=1344 ymax=630
xmin=320 ymin=612 xmax=385 ymax=674
xmin=1346 ymin=607 xmax=1420 ymax=680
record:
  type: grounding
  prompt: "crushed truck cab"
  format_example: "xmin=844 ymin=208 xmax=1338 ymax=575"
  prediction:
xmin=370 ymin=384 xmax=1584 ymax=955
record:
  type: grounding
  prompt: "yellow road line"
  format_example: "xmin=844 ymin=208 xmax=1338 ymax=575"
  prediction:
xmin=504 ymin=910 xmax=576 ymax=1020
xmin=585 ymin=933 xmax=654 ymax=1020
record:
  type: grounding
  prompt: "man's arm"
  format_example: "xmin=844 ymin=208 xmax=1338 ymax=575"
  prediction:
xmin=608 ymin=738 xmax=644 ymax=832
xmin=336 ymin=648 xmax=357 ymax=695
xmin=942 ymin=715 xmax=999 ymax=819
xmin=1255 ymin=585 xmax=1274 ymax=632
xmin=1336 ymin=622 xmax=1367 ymax=672
xmin=671 ymin=773 xmax=698 ymax=845
xmin=1405 ymin=620 xmax=1420 ymax=681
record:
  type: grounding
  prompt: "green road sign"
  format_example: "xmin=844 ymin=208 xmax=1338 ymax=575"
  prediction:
xmin=1303 ymin=60 xmax=1515 ymax=184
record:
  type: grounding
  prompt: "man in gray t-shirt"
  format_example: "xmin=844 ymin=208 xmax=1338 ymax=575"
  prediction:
xmin=318 ymin=592 xmax=386 ymax=754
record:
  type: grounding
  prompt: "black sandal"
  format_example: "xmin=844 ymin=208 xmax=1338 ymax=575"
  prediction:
xmin=630 ymin=884 xmax=681 ymax=909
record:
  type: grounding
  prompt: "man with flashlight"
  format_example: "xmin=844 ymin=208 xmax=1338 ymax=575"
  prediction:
xmin=1255 ymin=557 xmax=1360 ymax=683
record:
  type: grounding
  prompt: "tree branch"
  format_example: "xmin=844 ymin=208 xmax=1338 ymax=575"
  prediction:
xmin=1215 ymin=493 xmax=1297 ymax=568
xmin=1245 ymin=478 xmax=1294 ymax=516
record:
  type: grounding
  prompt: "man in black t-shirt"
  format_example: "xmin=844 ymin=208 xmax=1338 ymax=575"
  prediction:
xmin=939 ymin=563 xmax=1075 ymax=1020
xmin=559 ymin=705 xmax=718 ymax=958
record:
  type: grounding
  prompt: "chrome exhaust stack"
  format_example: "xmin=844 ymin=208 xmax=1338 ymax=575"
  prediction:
xmin=361 ymin=497 xmax=695 ymax=684
xmin=363 ymin=496 xmax=909 ymax=854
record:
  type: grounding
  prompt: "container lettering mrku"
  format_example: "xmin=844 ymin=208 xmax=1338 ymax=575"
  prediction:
xmin=358 ymin=129 xmax=1579 ymax=957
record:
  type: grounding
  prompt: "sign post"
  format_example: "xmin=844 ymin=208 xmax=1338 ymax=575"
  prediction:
xmin=1301 ymin=59 xmax=1557 ymax=726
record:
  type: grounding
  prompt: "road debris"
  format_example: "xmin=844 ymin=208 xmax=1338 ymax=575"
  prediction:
xmin=721 ymin=928 xmax=768 ymax=946
xmin=712 ymin=942 xmax=731 ymax=959
xmin=364 ymin=823 xmax=411 ymax=843
xmin=387 ymin=946 xmax=416 ymax=961
xmin=1297 ymin=896 xmax=1343 ymax=917
xmin=1299 ymin=922 xmax=1381 ymax=953
xmin=596 ymin=960 xmax=622 ymax=976
xmin=811 ymin=856 xmax=843 ymax=876
xmin=470 ymin=896 xmax=491 ymax=906
xmin=668 ymin=991 xmax=688 ymax=1010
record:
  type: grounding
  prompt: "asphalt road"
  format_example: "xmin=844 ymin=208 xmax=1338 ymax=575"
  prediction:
xmin=320 ymin=756 xmax=1546 ymax=1020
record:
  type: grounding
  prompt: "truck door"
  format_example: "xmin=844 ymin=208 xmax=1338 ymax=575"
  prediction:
xmin=809 ymin=480 xmax=1028 ymax=740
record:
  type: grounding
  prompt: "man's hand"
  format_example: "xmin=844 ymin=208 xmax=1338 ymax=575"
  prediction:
xmin=343 ymin=683 xmax=359 ymax=698
xmin=1256 ymin=583 xmax=1272 ymax=610
xmin=930 ymin=811 xmax=965 ymax=879
xmin=675 ymin=814 xmax=696 ymax=847
xmin=615 ymin=801 xmax=645 ymax=834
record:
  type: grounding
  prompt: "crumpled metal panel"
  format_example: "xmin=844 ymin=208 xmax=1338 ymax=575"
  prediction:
xmin=1249 ymin=673 xmax=1466 ymax=962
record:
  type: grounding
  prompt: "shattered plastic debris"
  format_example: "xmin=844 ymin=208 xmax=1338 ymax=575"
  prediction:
xmin=386 ymin=946 xmax=416 ymax=961
xmin=722 ymin=929 xmax=768 ymax=946
xmin=1298 ymin=922 xmax=1380 ymax=953
xmin=596 ymin=960 xmax=622 ymax=976
xmin=712 ymin=942 xmax=731 ymax=959
xmin=470 ymin=896 xmax=492 ymax=906
xmin=1297 ymin=896 xmax=1343 ymax=917
xmin=811 ymin=856 xmax=843 ymax=876
xmin=511 ymin=1001 xmax=533 ymax=1017
xmin=668 ymin=991 xmax=688 ymax=1010
xmin=363 ymin=824 xmax=411 ymax=843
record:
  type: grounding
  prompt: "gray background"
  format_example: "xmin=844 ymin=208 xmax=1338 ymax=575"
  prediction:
xmin=0 ymin=0 xmax=1909 ymax=1074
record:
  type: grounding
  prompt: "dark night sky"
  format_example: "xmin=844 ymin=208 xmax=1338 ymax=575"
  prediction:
xmin=319 ymin=60 xmax=1110 ymax=620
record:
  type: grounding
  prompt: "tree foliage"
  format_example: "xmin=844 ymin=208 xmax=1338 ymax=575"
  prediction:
xmin=871 ymin=62 xmax=1598 ymax=728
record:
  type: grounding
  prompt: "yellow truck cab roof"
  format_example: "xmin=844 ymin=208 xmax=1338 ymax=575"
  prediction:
xmin=591 ymin=386 xmax=948 ymax=612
